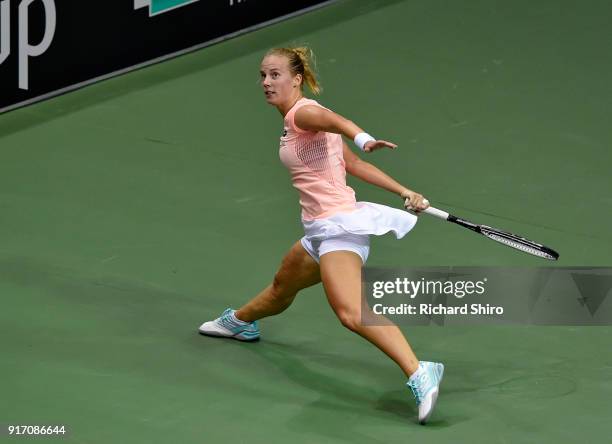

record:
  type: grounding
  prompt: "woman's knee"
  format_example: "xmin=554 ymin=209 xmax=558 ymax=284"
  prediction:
xmin=334 ymin=307 xmax=362 ymax=332
xmin=270 ymin=272 xmax=296 ymax=302
xmin=271 ymin=242 xmax=321 ymax=298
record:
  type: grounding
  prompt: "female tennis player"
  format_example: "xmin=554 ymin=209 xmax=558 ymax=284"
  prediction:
xmin=199 ymin=47 xmax=444 ymax=424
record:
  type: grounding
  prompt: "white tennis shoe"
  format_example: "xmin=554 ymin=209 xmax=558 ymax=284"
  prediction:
xmin=198 ymin=308 xmax=260 ymax=342
xmin=406 ymin=361 xmax=444 ymax=424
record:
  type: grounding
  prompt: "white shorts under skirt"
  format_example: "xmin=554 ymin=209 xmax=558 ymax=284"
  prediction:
xmin=299 ymin=202 xmax=418 ymax=264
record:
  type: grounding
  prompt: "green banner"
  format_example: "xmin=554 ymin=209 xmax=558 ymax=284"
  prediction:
xmin=151 ymin=0 xmax=200 ymax=15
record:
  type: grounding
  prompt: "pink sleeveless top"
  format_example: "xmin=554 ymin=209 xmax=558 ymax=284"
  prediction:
xmin=279 ymin=98 xmax=357 ymax=221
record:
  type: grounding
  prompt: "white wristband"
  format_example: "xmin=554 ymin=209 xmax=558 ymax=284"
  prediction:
xmin=354 ymin=132 xmax=375 ymax=151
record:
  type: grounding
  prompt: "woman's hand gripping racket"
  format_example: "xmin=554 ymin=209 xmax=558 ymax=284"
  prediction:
xmin=407 ymin=199 xmax=559 ymax=261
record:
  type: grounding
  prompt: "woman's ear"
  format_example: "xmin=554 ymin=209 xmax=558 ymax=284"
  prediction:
xmin=293 ymin=73 xmax=303 ymax=88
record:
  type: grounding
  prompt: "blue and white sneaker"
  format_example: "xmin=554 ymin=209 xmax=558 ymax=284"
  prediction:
xmin=406 ymin=361 xmax=444 ymax=424
xmin=198 ymin=308 xmax=260 ymax=342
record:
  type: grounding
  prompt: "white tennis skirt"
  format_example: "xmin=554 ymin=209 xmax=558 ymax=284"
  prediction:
xmin=299 ymin=202 xmax=417 ymax=264
xmin=302 ymin=201 xmax=418 ymax=241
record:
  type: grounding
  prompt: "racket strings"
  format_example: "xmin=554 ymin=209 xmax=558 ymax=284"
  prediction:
xmin=483 ymin=232 xmax=555 ymax=260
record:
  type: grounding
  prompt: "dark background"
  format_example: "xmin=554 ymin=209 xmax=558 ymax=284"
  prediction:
xmin=0 ymin=0 xmax=331 ymax=112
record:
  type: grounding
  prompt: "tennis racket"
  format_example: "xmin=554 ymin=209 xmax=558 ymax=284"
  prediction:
xmin=410 ymin=201 xmax=559 ymax=261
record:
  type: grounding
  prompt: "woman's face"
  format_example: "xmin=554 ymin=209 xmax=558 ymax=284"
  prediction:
xmin=260 ymin=54 xmax=301 ymax=106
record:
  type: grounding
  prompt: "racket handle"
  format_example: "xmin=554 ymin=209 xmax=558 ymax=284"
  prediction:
xmin=405 ymin=201 xmax=449 ymax=220
xmin=421 ymin=206 xmax=450 ymax=220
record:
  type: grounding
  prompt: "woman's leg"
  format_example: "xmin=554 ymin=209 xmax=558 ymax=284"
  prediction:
xmin=319 ymin=250 xmax=419 ymax=378
xmin=235 ymin=240 xmax=321 ymax=323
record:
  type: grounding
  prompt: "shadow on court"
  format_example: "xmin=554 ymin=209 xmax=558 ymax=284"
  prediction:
xmin=244 ymin=340 xmax=466 ymax=434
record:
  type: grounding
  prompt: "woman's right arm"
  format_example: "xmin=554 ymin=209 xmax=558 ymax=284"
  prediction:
xmin=294 ymin=106 xmax=396 ymax=153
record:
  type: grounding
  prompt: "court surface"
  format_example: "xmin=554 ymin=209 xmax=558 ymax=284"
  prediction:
xmin=1 ymin=0 xmax=611 ymax=442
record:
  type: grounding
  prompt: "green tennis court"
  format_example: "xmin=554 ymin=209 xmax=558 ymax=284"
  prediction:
xmin=1 ymin=0 xmax=611 ymax=442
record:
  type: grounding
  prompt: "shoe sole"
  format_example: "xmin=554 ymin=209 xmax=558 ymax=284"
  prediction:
xmin=418 ymin=363 xmax=444 ymax=425
xmin=198 ymin=328 xmax=260 ymax=342
xmin=419 ymin=387 xmax=439 ymax=425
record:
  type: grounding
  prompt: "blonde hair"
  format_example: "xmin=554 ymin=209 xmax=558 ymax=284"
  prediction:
xmin=266 ymin=46 xmax=321 ymax=95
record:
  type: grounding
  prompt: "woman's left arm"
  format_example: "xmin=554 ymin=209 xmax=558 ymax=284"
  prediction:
xmin=342 ymin=141 xmax=429 ymax=211
xmin=295 ymin=105 xmax=428 ymax=210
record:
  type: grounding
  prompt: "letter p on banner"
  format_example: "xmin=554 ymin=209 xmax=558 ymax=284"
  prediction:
xmin=1 ymin=0 xmax=10 ymax=64
xmin=19 ymin=0 xmax=56 ymax=90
